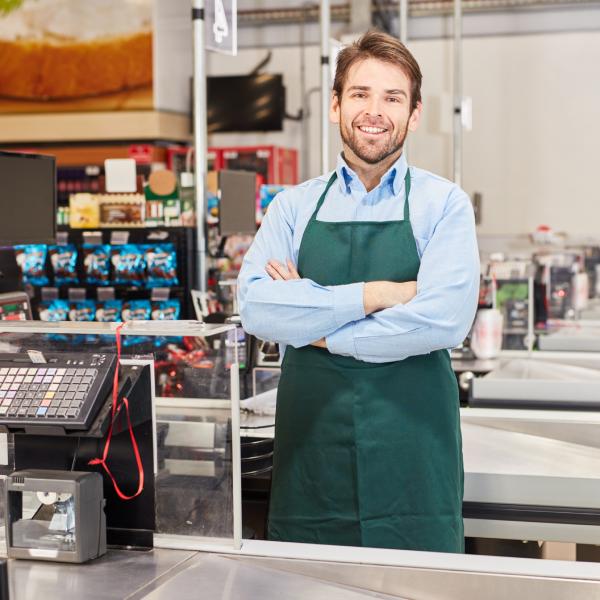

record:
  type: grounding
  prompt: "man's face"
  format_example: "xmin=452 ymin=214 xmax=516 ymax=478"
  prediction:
xmin=330 ymin=57 xmax=422 ymax=166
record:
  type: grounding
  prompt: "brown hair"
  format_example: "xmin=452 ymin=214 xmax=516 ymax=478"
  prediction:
xmin=333 ymin=30 xmax=422 ymax=112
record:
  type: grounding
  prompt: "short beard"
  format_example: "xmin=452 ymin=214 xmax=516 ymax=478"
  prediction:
xmin=340 ymin=119 xmax=409 ymax=165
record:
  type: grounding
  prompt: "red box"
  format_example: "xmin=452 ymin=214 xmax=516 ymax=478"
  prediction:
xmin=217 ymin=145 xmax=298 ymax=186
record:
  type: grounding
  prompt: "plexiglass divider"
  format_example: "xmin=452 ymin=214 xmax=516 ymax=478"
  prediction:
xmin=0 ymin=320 xmax=242 ymax=552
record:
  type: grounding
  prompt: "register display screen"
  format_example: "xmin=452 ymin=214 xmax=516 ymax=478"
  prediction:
xmin=0 ymin=151 xmax=56 ymax=246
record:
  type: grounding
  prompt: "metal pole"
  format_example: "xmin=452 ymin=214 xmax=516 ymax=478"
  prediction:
xmin=399 ymin=0 xmax=409 ymax=160
xmin=399 ymin=0 xmax=408 ymax=45
xmin=320 ymin=0 xmax=330 ymax=174
xmin=453 ymin=0 xmax=463 ymax=187
xmin=192 ymin=0 xmax=208 ymax=293
xmin=230 ymin=360 xmax=242 ymax=550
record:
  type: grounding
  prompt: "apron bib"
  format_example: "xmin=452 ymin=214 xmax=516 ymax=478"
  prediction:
xmin=268 ymin=170 xmax=464 ymax=552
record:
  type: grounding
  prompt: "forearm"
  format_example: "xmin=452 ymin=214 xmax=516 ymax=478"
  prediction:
xmin=239 ymin=277 xmax=365 ymax=347
xmin=327 ymin=279 xmax=479 ymax=363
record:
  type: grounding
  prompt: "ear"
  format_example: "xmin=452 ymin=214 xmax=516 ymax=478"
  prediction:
xmin=407 ymin=101 xmax=423 ymax=133
xmin=329 ymin=92 xmax=340 ymax=125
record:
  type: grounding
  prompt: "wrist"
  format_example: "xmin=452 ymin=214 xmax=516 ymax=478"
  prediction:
xmin=363 ymin=282 xmax=382 ymax=315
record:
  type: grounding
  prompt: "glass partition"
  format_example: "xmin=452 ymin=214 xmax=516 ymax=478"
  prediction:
xmin=0 ymin=320 xmax=242 ymax=552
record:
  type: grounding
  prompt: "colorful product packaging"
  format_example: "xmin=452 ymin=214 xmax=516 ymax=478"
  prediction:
xmin=49 ymin=244 xmax=78 ymax=285
xmin=111 ymin=245 xmax=146 ymax=287
xmin=151 ymin=299 xmax=181 ymax=320
xmin=83 ymin=244 xmax=111 ymax=285
xmin=122 ymin=299 xmax=152 ymax=347
xmin=96 ymin=300 xmax=123 ymax=322
xmin=38 ymin=299 xmax=70 ymax=322
xmin=145 ymin=244 xmax=178 ymax=287
xmin=69 ymin=300 xmax=96 ymax=322
xmin=14 ymin=245 xmax=49 ymax=286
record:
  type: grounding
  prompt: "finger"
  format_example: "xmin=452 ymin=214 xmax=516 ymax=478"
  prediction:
xmin=269 ymin=260 xmax=290 ymax=280
xmin=265 ymin=263 xmax=283 ymax=280
xmin=286 ymin=259 xmax=300 ymax=279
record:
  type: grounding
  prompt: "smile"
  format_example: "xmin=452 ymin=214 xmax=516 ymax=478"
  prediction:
xmin=358 ymin=126 xmax=387 ymax=135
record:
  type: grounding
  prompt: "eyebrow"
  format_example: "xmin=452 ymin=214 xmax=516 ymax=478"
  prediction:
xmin=347 ymin=85 xmax=408 ymax=98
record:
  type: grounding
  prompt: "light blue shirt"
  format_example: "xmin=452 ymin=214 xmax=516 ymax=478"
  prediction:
xmin=237 ymin=153 xmax=480 ymax=363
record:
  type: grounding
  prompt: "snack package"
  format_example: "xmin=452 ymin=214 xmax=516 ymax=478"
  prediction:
xmin=145 ymin=244 xmax=178 ymax=287
xmin=99 ymin=194 xmax=145 ymax=226
xmin=96 ymin=300 xmax=123 ymax=322
xmin=69 ymin=300 xmax=96 ymax=322
xmin=70 ymin=193 xmax=100 ymax=228
xmin=151 ymin=299 xmax=181 ymax=320
xmin=111 ymin=244 xmax=146 ymax=287
xmin=14 ymin=245 xmax=49 ymax=286
xmin=49 ymin=244 xmax=79 ymax=285
xmin=122 ymin=299 xmax=151 ymax=321
xmin=38 ymin=299 xmax=70 ymax=322
xmin=152 ymin=299 xmax=182 ymax=347
xmin=122 ymin=299 xmax=151 ymax=347
xmin=83 ymin=244 xmax=111 ymax=285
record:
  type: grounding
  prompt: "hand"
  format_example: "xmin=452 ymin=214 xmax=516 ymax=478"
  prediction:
xmin=310 ymin=338 xmax=327 ymax=349
xmin=363 ymin=281 xmax=417 ymax=314
xmin=265 ymin=259 xmax=300 ymax=281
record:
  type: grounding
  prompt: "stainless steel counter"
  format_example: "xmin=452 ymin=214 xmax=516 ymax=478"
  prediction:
xmin=0 ymin=551 xmax=412 ymax=599
xmin=6 ymin=548 xmax=195 ymax=600
xmin=138 ymin=554 xmax=407 ymax=600
xmin=5 ymin=547 xmax=600 ymax=600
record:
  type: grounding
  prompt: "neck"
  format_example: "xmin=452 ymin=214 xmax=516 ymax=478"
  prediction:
xmin=342 ymin=147 xmax=403 ymax=192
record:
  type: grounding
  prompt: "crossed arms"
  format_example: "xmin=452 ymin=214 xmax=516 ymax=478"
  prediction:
xmin=237 ymin=187 xmax=480 ymax=363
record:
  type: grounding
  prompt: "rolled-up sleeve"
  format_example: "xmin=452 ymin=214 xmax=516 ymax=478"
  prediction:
xmin=326 ymin=187 xmax=480 ymax=363
xmin=237 ymin=191 xmax=365 ymax=348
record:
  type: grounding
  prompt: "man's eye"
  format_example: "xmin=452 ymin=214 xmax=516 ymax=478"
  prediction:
xmin=387 ymin=97 xmax=400 ymax=103
xmin=352 ymin=93 xmax=366 ymax=99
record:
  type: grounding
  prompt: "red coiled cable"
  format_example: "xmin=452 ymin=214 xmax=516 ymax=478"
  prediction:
xmin=88 ymin=323 xmax=144 ymax=500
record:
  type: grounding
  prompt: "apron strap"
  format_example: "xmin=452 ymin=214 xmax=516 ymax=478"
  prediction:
xmin=403 ymin=168 xmax=411 ymax=221
xmin=310 ymin=172 xmax=338 ymax=222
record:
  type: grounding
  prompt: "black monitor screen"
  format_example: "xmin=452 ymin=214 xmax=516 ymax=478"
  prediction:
xmin=0 ymin=151 xmax=56 ymax=246
xmin=207 ymin=74 xmax=285 ymax=133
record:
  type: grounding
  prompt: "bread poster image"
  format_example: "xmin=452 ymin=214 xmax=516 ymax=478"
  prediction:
xmin=0 ymin=0 xmax=153 ymax=111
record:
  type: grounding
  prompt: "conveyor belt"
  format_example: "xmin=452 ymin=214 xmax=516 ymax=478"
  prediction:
xmin=539 ymin=328 xmax=600 ymax=352
xmin=471 ymin=358 xmax=600 ymax=409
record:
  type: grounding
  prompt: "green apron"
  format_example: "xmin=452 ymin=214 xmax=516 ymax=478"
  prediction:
xmin=268 ymin=169 xmax=464 ymax=553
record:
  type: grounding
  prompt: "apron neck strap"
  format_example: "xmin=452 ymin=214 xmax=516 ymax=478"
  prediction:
xmin=311 ymin=167 xmax=412 ymax=222
xmin=403 ymin=168 xmax=411 ymax=221
xmin=311 ymin=171 xmax=338 ymax=221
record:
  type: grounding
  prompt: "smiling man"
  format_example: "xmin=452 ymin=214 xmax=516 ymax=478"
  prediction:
xmin=238 ymin=30 xmax=480 ymax=553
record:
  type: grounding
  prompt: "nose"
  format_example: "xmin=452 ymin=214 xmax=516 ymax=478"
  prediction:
xmin=365 ymin=95 xmax=383 ymax=118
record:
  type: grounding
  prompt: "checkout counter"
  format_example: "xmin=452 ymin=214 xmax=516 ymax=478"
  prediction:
xmin=0 ymin=321 xmax=599 ymax=599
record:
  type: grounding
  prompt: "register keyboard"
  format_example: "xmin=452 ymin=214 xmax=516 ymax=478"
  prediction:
xmin=0 ymin=353 xmax=117 ymax=431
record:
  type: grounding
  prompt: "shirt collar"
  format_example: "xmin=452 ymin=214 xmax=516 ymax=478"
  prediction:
xmin=335 ymin=152 xmax=408 ymax=196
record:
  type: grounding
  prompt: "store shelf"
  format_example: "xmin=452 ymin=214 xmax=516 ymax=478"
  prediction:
xmin=27 ymin=144 xmax=171 ymax=167
xmin=0 ymin=111 xmax=192 ymax=144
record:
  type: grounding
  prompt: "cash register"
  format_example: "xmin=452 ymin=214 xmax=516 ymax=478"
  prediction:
xmin=0 ymin=352 xmax=116 ymax=431
xmin=0 ymin=350 xmax=155 ymax=560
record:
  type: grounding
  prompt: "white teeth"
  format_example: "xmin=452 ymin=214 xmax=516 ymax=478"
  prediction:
xmin=359 ymin=126 xmax=386 ymax=134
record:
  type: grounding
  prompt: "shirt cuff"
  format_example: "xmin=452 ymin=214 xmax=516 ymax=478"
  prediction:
xmin=331 ymin=282 xmax=365 ymax=328
xmin=326 ymin=323 xmax=358 ymax=359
